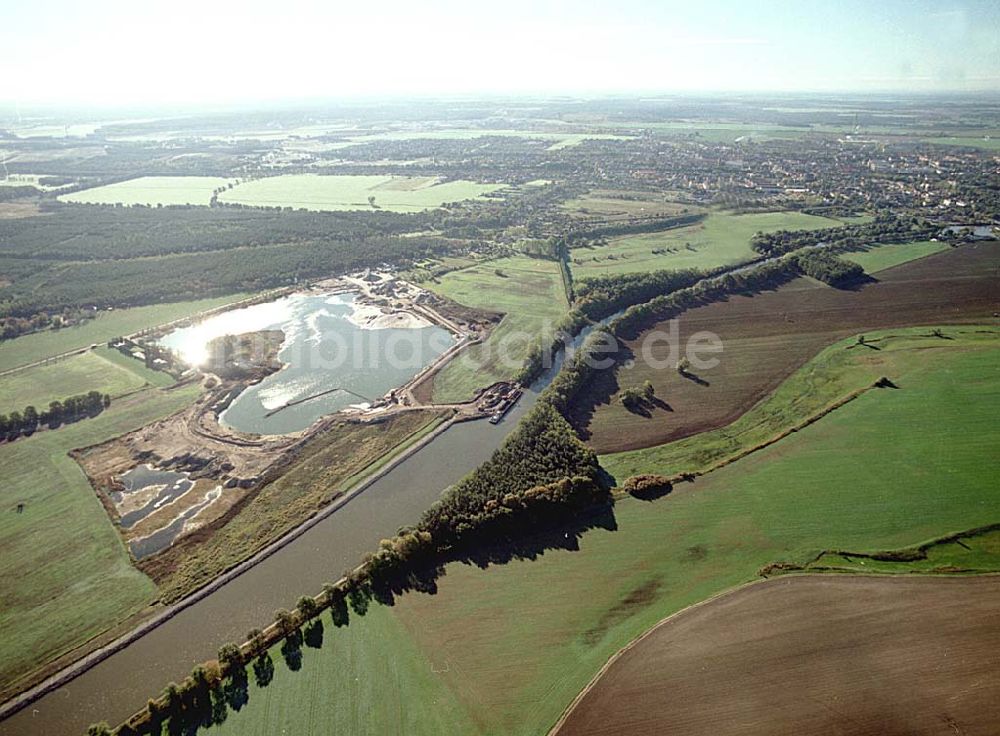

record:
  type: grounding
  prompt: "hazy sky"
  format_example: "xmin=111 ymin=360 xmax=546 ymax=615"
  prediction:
xmin=3 ymin=0 xmax=999 ymax=105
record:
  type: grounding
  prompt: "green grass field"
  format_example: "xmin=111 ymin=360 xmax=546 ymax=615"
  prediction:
xmin=187 ymin=325 xmax=999 ymax=736
xmin=843 ymin=240 xmax=951 ymax=274
xmin=218 ymin=174 xmax=503 ymax=213
xmin=426 ymin=256 xmax=569 ymax=401
xmin=0 ymin=385 xmax=200 ymax=697
xmin=58 ymin=173 xmax=504 ymax=211
xmin=796 ymin=527 xmax=1000 ymax=575
xmin=600 ymin=327 xmax=996 ymax=481
xmin=187 ymin=604 xmax=477 ymax=736
xmin=561 ymin=191 xmax=699 ymax=220
xmin=59 ymin=176 xmax=232 ymax=206
xmin=570 ymin=211 xmax=838 ymax=277
xmin=0 ymin=294 xmax=249 ymax=373
xmin=0 ymin=347 xmax=172 ymax=415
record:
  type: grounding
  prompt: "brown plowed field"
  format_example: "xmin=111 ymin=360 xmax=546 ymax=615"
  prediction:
xmin=575 ymin=242 xmax=999 ymax=453
xmin=554 ymin=575 xmax=1000 ymax=736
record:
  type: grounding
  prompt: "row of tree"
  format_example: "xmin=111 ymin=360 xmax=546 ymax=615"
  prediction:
xmin=0 ymin=203 xmax=468 ymax=328
xmin=102 ymin=559 xmax=404 ymax=735
xmin=614 ymin=257 xmax=801 ymax=337
xmin=417 ymin=402 xmax=605 ymax=548
xmin=542 ymin=256 xmax=804 ymax=416
xmin=575 ymin=266 xmax=706 ymax=321
xmin=749 ymin=212 xmax=937 ymax=258
xmin=515 ymin=265 xmax=718 ymax=386
xmin=0 ymin=305 xmax=105 ymax=341
xmin=794 ymin=250 xmax=865 ymax=286
xmin=0 ymin=391 xmax=110 ymax=440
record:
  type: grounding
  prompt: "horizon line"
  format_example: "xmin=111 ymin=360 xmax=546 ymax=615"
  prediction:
xmin=3 ymin=88 xmax=1000 ymax=115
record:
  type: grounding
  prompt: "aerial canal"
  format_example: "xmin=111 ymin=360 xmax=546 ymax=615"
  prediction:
xmin=0 ymin=303 xmax=600 ymax=736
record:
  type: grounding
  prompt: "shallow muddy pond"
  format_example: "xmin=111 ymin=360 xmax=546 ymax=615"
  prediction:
xmin=159 ymin=292 xmax=455 ymax=434
xmin=114 ymin=465 xmax=224 ymax=559
xmin=128 ymin=486 xmax=222 ymax=560
xmin=114 ymin=465 xmax=194 ymax=529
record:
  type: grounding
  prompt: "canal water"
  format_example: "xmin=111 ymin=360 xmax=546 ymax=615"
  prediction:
xmin=159 ymin=292 xmax=455 ymax=435
xmin=0 ymin=313 xmax=599 ymax=736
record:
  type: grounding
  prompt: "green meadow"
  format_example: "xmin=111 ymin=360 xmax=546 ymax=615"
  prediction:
xmin=59 ymin=176 xmax=232 ymax=206
xmin=218 ymin=174 xmax=503 ymax=213
xmin=0 ymin=347 xmax=172 ymax=415
xmin=59 ymin=173 xmax=506 ymax=212
xmin=427 ymin=255 xmax=569 ymax=401
xmin=600 ymin=327 xmax=996 ymax=480
xmin=187 ymin=325 xmax=1000 ymax=736
xmin=0 ymin=385 xmax=201 ymax=697
xmin=843 ymin=240 xmax=950 ymax=274
xmin=570 ymin=211 xmax=838 ymax=277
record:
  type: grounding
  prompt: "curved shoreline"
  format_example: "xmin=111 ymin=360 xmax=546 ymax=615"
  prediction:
xmin=0 ymin=277 xmax=486 ymax=721
xmin=8 ymin=253 xmax=964 ymax=725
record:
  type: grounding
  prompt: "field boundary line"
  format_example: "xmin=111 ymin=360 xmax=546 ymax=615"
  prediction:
xmin=546 ymin=577 xmax=776 ymax=736
xmin=699 ymin=382 xmax=875 ymax=474
xmin=612 ymin=381 xmax=879 ymax=498
xmin=0 ymin=412 xmax=459 ymax=723
xmin=764 ymin=521 xmax=1000 ymax=576
xmin=546 ymin=572 xmax=1000 ymax=736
